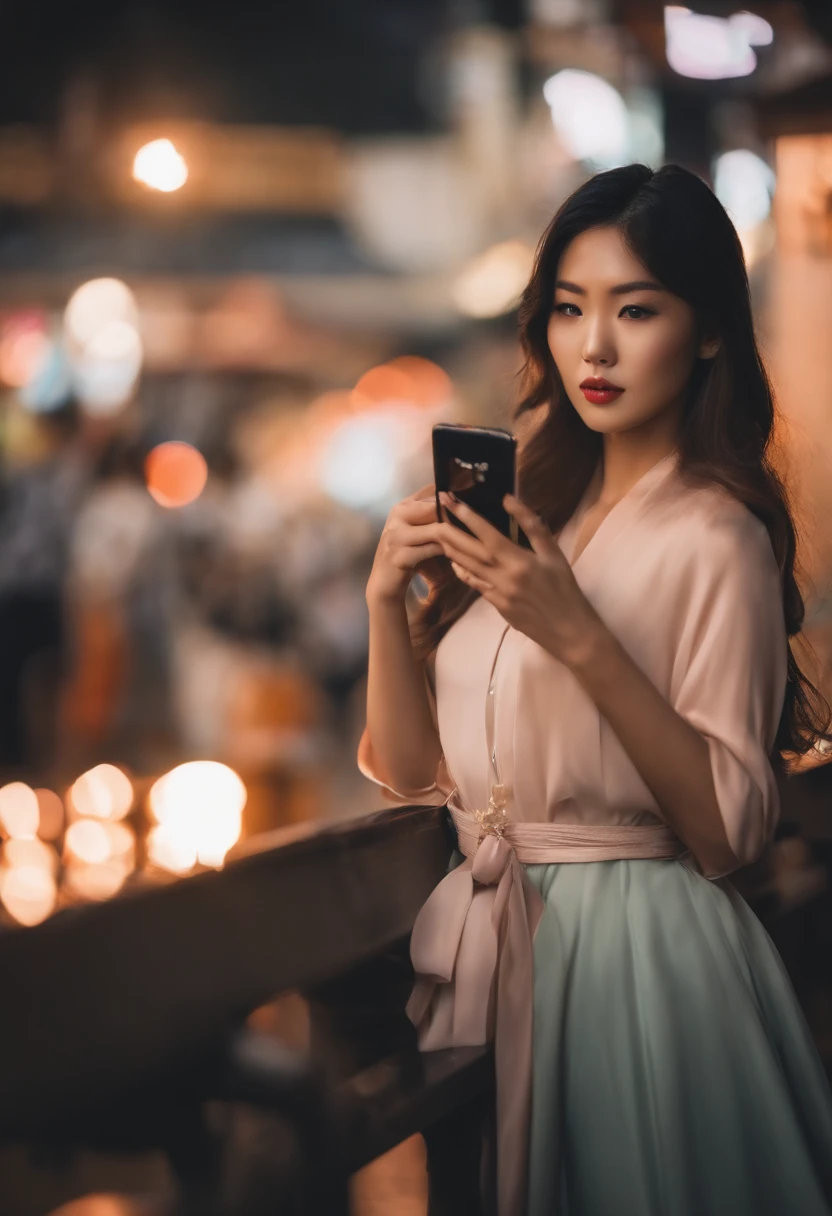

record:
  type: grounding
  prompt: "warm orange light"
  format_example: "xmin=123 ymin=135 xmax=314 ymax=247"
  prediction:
xmin=35 ymin=789 xmax=65 ymax=841
xmin=69 ymin=764 xmax=134 ymax=821
xmin=0 ymin=783 xmax=39 ymax=839
xmin=0 ymin=865 xmax=56 ymax=925
xmin=64 ymin=820 xmax=135 ymax=900
xmin=133 ymin=139 xmax=189 ymax=193
xmin=351 ymin=363 xmax=416 ymax=412
xmin=145 ymin=441 xmax=208 ymax=508
xmin=3 ymin=837 xmax=58 ymax=875
xmin=350 ymin=357 xmax=452 ymax=414
xmin=0 ymin=322 xmax=50 ymax=389
xmin=65 ymin=859 xmax=131 ymax=901
xmin=386 ymin=357 xmax=453 ymax=410
xmin=65 ymin=819 xmax=111 ymax=865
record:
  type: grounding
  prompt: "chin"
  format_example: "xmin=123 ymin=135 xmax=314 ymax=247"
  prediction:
xmin=569 ymin=396 xmax=663 ymax=436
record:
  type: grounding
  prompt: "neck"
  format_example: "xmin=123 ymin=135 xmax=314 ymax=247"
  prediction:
xmin=592 ymin=407 xmax=681 ymax=508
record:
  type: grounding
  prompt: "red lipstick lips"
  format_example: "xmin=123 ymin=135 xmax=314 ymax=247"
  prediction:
xmin=580 ymin=376 xmax=624 ymax=405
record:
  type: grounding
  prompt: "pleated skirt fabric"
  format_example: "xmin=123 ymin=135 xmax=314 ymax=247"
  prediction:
xmin=524 ymin=857 xmax=832 ymax=1216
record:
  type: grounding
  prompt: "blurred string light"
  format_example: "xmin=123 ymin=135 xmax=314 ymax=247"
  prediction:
xmin=34 ymin=789 xmax=65 ymax=840
xmin=148 ymin=762 xmax=246 ymax=872
xmin=0 ymin=863 xmax=57 ymax=926
xmin=68 ymin=764 xmax=134 ymax=822
xmin=664 ymin=7 xmax=773 ymax=80
xmin=543 ymin=70 xmax=629 ymax=168
xmin=64 ymin=818 xmax=135 ymax=900
xmin=452 ymin=240 xmax=535 ymax=319
xmin=133 ymin=138 xmax=189 ymax=193
xmin=145 ymin=441 xmax=209 ymax=508
xmin=0 ymin=782 xmax=40 ymax=839
xmin=0 ymin=786 xmax=59 ymax=925
xmin=64 ymin=278 xmax=143 ymax=417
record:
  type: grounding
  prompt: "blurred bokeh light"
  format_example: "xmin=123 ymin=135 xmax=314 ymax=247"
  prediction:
xmin=68 ymin=764 xmax=134 ymax=822
xmin=148 ymin=761 xmax=246 ymax=870
xmin=133 ymin=138 xmax=189 ymax=193
xmin=452 ymin=240 xmax=535 ymax=319
xmin=145 ymin=441 xmax=209 ymax=507
xmin=0 ymin=783 xmax=40 ymax=839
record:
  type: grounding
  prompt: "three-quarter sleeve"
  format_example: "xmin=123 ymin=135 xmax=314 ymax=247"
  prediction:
xmin=671 ymin=510 xmax=788 ymax=880
xmin=356 ymin=661 xmax=455 ymax=806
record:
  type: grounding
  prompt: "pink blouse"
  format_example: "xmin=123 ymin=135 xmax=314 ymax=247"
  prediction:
xmin=358 ymin=450 xmax=789 ymax=881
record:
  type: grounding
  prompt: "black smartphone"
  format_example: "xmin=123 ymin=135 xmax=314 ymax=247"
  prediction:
xmin=432 ymin=423 xmax=532 ymax=548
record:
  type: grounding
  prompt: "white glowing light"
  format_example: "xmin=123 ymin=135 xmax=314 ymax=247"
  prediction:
xmin=713 ymin=149 xmax=775 ymax=231
xmin=664 ymin=6 xmax=769 ymax=80
xmin=69 ymin=764 xmax=134 ymax=822
xmin=320 ymin=415 xmax=398 ymax=510
xmin=133 ymin=139 xmax=189 ymax=193
xmin=543 ymin=70 xmax=629 ymax=168
xmin=0 ymin=783 xmax=40 ymax=839
xmin=146 ymin=824 xmax=199 ymax=875
xmin=64 ymin=278 xmax=143 ymax=417
xmin=452 ymin=240 xmax=534 ymax=319
xmin=729 ymin=10 xmax=774 ymax=47
xmin=148 ymin=762 xmax=246 ymax=871
xmin=65 ymin=279 xmax=138 ymax=348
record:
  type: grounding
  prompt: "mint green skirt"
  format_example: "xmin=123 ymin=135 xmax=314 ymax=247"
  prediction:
xmin=525 ymin=858 xmax=832 ymax=1215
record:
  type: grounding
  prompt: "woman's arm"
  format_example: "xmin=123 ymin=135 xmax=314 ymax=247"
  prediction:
xmin=563 ymin=624 xmax=735 ymax=876
xmin=365 ymin=593 xmax=443 ymax=794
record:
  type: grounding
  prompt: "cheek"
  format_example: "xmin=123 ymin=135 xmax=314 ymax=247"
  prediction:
xmin=629 ymin=321 xmax=698 ymax=391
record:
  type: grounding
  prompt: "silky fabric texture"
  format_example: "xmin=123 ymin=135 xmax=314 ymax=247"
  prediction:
xmin=357 ymin=450 xmax=832 ymax=1214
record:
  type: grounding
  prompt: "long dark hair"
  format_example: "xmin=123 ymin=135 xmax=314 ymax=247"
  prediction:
xmin=412 ymin=162 xmax=831 ymax=768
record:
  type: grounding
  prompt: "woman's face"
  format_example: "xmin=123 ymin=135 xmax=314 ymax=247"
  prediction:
xmin=546 ymin=225 xmax=718 ymax=437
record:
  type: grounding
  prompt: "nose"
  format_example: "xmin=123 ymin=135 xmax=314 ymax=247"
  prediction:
xmin=581 ymin=313 xmax=616 ymax=368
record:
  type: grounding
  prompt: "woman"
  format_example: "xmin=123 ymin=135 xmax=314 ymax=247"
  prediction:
xmin=358 ymin=163 xmax=832 ymax=1215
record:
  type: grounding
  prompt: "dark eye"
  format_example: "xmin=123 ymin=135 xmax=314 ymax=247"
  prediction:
xmin=620 ymin=305 xmax=654 ymax=320
xmin=553 ymin=302 xmax=581 ymax=316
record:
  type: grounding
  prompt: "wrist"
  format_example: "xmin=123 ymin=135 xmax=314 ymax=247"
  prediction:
xmin=557 ymin=610 xmax=616 ymax=679
xmin=366 ymin=579 xmax=409 ymax=613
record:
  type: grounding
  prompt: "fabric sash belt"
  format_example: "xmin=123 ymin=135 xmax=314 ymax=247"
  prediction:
xmin=406 ymin=796 xmax=687 ymax=1216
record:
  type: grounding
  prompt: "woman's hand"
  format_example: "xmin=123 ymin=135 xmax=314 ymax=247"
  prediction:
xmin=366 ymin=484 xmax=445 ymax=606
xmin=437 ymin=491 xmax=603 ymax=667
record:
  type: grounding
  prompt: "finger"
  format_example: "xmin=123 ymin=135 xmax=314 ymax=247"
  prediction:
xmin=399 ymin=497 xmax=439 ymax=523
xmin=503 ymin=494 xmax=557 ymax=555
xmin=438 ymin=493 xmax=509 ymax=552
xmin=450 ymin=559 xmax=494 ymax=592
xmin=441 ymin=540 xmax=498 ymax=583
xmin=435 ymin=519 xmax=495 ymax=565
xmin=394 ymin=522 xmax=444 ymax=545
xmin=399 ymin=543 xmax=445 ymax=568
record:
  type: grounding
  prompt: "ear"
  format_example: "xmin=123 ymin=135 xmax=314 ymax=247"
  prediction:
xmin=698 ymin=335 xmax=720 ymax=360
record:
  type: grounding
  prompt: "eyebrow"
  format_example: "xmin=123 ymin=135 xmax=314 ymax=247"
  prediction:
xmin=555 ymin=279 xmax=665 ymax=295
